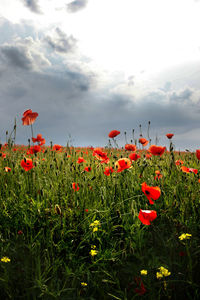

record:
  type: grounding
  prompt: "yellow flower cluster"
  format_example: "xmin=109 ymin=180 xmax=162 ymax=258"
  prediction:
xmin=89 ymin=245 xmax=98 ymax=256
xmin=140 ymin=269 xmax=148 ymax=276
xmin=90 ymin=220 xmax=101 ymax=233
xmin=1 ymin=257 xmax=11 ymax=263
xmin=178 ymin=233 xmax=192 ymax=241
xmin=156 ymin=266 xmax=171 ymax=279
xmin=81 ymin=282 xmax=87 ymax=287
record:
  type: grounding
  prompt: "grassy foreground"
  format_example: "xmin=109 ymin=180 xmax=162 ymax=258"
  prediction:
xmin=0 ymin=142 xmax=200 ymax=299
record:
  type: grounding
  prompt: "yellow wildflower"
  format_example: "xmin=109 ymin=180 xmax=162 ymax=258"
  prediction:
xmin=157 ymin=266 xmax=171 ymax=279
xmin=1 ymin=257 xmax=11 ymax=263
xmin=159 ymin=266 xmax=171 ymax=277
xmin=90 ymin=220 xmax=100 ymax=228
xmin=81 ymin=282 xmax=87 ymax=287
xmin=91 ymin=245 xmax=96 ymax=249
xmin=179 ymin=233 xmax=192 ymax=241
xmin=140 ymin=269 xmax=148 ymax=276
xmin=156 ymin=272 xmax=163 ymax=279
xmin=93 ymin=227 xmax=98 ymax=232
xmin=90 ymin=249 xmax=98 ymax=256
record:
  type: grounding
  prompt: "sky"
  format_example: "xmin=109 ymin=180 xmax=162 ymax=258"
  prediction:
xmin=1 ymin=0 xmax=200 ymax=150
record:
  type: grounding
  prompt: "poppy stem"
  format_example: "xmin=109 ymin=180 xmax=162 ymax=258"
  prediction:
xmin=124 ymin=131 xmax=127 ymax=144
xmin=31 ymin=124 xmax=34 ymax=144
xmin=147 ymin=121 xmax=151 ymax=145
xmin=132 ymin=129 xmax=135 ymax=141
xmin=139 ymin=124 xmax=142 ymax=136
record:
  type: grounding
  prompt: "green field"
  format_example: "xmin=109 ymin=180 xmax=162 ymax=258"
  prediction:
xmin=0 ymin=138 xmax=200 ymax=299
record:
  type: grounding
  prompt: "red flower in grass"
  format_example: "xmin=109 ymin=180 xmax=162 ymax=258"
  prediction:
xmin=22 ymin=109 xmax=38 ymax=126
xmin=125 ymin=144 xmax=137 ymax=151
xmin=4 ymin=167 xmax=11 ymax=172
xmin=129 ymin=153 xmax=140 ymax=161
xmin=166 ymin=133 xmax=174 ymax=139
xmin=27 ymin=145 xmax=41 ymax=155
xmin=139 ymin=138 xmax=149 ymax=146
xmin=1 ymin=153 xmax=6 ymax=159
xmin=196 ymin=149 xmax=200 ymax=160
xmin=108 ymin=130 xmax=120 ymax=138
xmin=146 ymin=154 xmax=152 ymax=159
xmin=32 ymin=134 xmax=45 ymax=146
xmin=175 ymin=160 xmax=184 ymax=166
xmin=72 ymin=182 xmax=79 ymax=191
xmin=84 ymin=166 xmax=92 ymax=172
xmin=115 ymin=158 xmax=132 ymax=172
xmin=53 ymin=144 xmax=62 ymax=151
xmin=93 ymin=148 xmax=109 ymax=163
xmin=154 ymin=170 xmax=163 ymax=180
xmin=141 ymin=182 xmax=161 ymax=204
xmin=104 ymin=166 xmax=114 ymax=176
xmin=21 ymin=158 xmax=34 ymax=171
xmin=138 ymin=209 xmax=157 ymax=225
xmin=148 ymin=145 xmax=166 ymax=156
xmin=134 ymin=277 xmax=147 ymax=295
xmin=77 ymin=157 xmax=86 ymax=164
xmin=181 ymin=166 xmax=198 ymax=174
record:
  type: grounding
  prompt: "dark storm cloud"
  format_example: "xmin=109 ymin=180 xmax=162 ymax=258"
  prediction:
xmin=67 ymin=0 xmax=88 ymax=13
xmin=0 ymin=40 xmax=50 ymax=71
xmin=45 ymin=28 xmax=77 ymax=53
xmin=22 ymin=0 xmax=42 ymax=14
xmin=0 ymin=45 xmax=33 ymax=70
xmin=1 ymin=63 xmax=200 ymax=149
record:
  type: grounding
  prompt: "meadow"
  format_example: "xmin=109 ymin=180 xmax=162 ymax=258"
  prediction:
xmin=0 ymin=112 xmax=200 ymax=299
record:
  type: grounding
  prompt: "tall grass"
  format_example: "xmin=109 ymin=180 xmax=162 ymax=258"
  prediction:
xmin=0 ymin=142 xmax=200 ymax=299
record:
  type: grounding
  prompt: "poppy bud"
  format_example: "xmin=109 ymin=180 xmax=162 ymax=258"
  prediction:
xmin=54 ymin=204 xmax=62 ymax=215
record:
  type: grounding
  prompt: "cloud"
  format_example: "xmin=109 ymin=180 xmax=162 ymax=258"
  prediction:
xmin=22 ymin=0 xmax=42 ymax=14
xmin=0 ymin=36 xmax=51 ymax=71
xmin=0 ymin=45 xmax=33 ymax=70
xmin=45 ymin=28 xmax=77 ymax=54
xmin=67 ymin=0 xmax=88 ymax=13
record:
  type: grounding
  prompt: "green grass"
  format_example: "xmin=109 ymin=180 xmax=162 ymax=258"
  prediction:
xmin=0 ymin=144 xmax=200 ymax=299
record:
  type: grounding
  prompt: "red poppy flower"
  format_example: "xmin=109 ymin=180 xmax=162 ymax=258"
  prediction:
xmin=77 ymin=157 xmax=86 ymax=164
xmin=154 ymin=170 xmax=163 ymax=180
xmin=84 ymin=166 xmax=92 ymax=172
xmin=175 ymin=160 xmax=184 ymax=166
xmin=72 ymin=182 xmax=79 ymax=191
xmin=134 ymin=277 xmax=147 ymax=295
xmin=141 ymin=182 xmax=161 ymax=204
xmin=138 ymin=209 xmax=157 ymax=225
xmin=27 ymin=145 xmax=41 ymax=155
xmin=104 ymin=166 xmax=114 ymax=176
xmin=115 ymin=158 xmax=132 ymax=172
xmin=108 ymin=130 xmax=120 ymax=138
xmin=53 ymin=144 xmax=62 ymax=151
xmin=93 ymin=148 xmax=109 ymax=163
xmin=129 ymin=153 xmax=141 ymax=161
xmin=179 ymin=251 xmax=186 ymax=257
xmin=21 ymin=158 xmax=34 ymax=171
xmin=166 ymin=133 xmax=174 ymax=139
xmin=32 ymin=134 xmax=45 ymax=146
xmin=1 ymin=153 xmax=6 ymax=159
xmin=146 ymin=154 xmax=152 ymax=159
xmin=4 ymin=167 xmax=11 ymax=172
xmin=139 ymin=138 xmax=149 ymax=146
xmin=22 ymin=109 xmax=38 ymax=126
xmin=196 ymin=149 xmax=200 ymax=160
xmin=181 ymin=166 xmax=198 ymax=174
xmin=148 ymin=145 xmax=166 ymax=156
xmin=125 ymin=144 xmax=137 ymax=151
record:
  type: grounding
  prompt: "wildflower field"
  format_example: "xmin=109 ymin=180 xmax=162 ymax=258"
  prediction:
xmin=0 ymin=111 xmax=200 ymax=299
